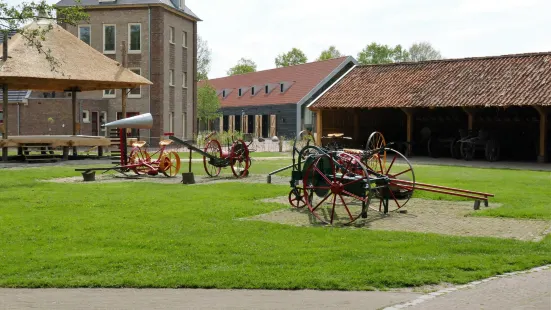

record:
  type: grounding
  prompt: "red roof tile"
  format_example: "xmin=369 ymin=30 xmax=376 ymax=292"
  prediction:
xmin=310 ymin=52 xmax=551 ymax=109
xmin=198 ymin=57 xmax=350 ymax=108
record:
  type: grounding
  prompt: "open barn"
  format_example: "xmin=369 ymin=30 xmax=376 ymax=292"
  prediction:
xmin=309 ymin=52 xmax=551 ymax=163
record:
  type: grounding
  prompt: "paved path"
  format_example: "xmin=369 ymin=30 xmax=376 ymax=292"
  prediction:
xmin=0 ymin=289 xmax=420 ymax=310
xmin=1 ymin=267 xmax=549 ymax=310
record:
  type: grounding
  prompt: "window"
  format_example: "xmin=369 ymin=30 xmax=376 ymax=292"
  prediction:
xmin=238 ymin=89 xmax=242 ymax=96
xmin=182 ymin=31 xmax=188 ymax=48
xmin=78 ymin=25 xmax=91 ymax=45
xmin=128 ymin=23 xmax=141 ymax=52
xmin=251 ymin=87 xmax=255 ymax=95
xmin=82 ymin=110 xmax=90 ymax=123
xmin=169 ymin=112 xmax=174 ymax=133
xmin=129 ymin=68 xmax=142 ymax=98
xmin=103 ymin=89 xmax=116 ymax=98
xmin=175 ymin=0 xmax=184 ymax=9
xmin=222 ymin=90 xmax=226 ymax=98
xmin=103 ymin=24 xmax=116 ymax=54
xmin=169 ymin=69 xmax=174 ymax=86
xmin=280 ymin=83 xmax=284 ymax=92
xmin=169 ymin=27 xmax=175 ymax=44
xmin=100 ymin=111 xmax=107 ymax=125
xmin=265 ymin=85 xmax=269 ymax=94
xmin=182 ymin=72 xmax=187 ymax=88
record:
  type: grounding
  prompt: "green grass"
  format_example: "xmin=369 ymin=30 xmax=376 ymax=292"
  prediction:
xmin=0 ymin=163 xmax=549 ymax=290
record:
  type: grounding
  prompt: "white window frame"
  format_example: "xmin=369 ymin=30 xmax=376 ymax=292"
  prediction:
xmin=182 ymin=113 xmax=186 ymax=138
xmin=82 ymin=110 xmax=90 ymax=123
xmin=103 ymin=89 xmax=116 ymax=98
xmin=169 ymin=26 xmax=175 ymax=44
xmin=128 ymin=68 xmax=142 ymax=98
xmin=169 ymin=69 xmax=174 ymax=87
xmin=128 ymin=23 xmax=141 ymax=53
xmin=102 ymin=24 xmax=116 ymax=54
xmin=169 ymin=112 xmax=174 ymax=133
xmin=180 ymin=0 xmax=184 ymax=9
xmin=182 ymin=72 xmax=187 ymax=88
xmin=78 ymin=25 xmax=91 ymax=45
xmin=182 ymin=31 xmax=188 ymax=48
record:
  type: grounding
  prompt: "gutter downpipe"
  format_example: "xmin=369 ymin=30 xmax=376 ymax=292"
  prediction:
xmin=148 ymin=6 xmax=152 ymax=145
xmin=16 ymin=103 xmax=20 ymax=135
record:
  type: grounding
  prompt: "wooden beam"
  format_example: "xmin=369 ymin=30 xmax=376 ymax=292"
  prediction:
xmin=316 ymin=110 xmax=323 ymax=146
xmin=462 ymin=107 xmax=476 ymax=131
xmin=401 ymin=108 xmax=414 ymax=156
xmin=534 ymin=106 xmax=549 ymax=163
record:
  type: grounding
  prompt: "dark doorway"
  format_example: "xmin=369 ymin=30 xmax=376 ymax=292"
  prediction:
xmin=223 ymin=115 xmax=229 ymax=131
xmin=91 ymin=111 xmax=99 ymax=136
xmin=247 ymin=115 xmax=254 ymax=134
xmin=262 ymin=115 xmax=269 ymax=137
xmin=235 ymin=115 xmax=242 ymax=132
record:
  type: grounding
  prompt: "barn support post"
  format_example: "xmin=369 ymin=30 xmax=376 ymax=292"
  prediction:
xmin=400 ymin=108 xmax=414 ymax=156
xmin=463 ymin=107 xmax=476 ymax=131
xmin=534 ymin=106 xmax=549 ymax=163
xmin=315 ymin=109 xmax=323 ymax=146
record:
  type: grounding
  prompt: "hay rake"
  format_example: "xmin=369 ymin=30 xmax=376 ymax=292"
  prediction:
xmin=280 ymin=130 xmax=494 ymax=226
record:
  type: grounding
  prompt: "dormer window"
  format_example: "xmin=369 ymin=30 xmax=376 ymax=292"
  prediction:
xmin=280 ymin=83 xmax=284 ymax=92
xmin=251 ymin=87 xmax=255 ymax=96
xmin=238 ymin=89 xmax=242 ymax=96
xmin=222 ymin=90 xmax=226 ymax=98
xmin=265 ymin=85 xmax=269 ymax=94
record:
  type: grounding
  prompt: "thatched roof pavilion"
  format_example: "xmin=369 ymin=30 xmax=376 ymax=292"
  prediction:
xmin=0 ymin=19 xmax=153 ymax=160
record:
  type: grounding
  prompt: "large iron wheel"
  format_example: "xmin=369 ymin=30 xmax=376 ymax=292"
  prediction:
xmin=302 ymin=152 xmax=371 ymax=225
xmin=461 ymin=141 xmax=475 ymax=161
xmin=288 ymin=188 xmax=310 ymax=209
xmin=369 ymin=148 xmax=415 ymax=212
xmin=485 ymin=139 xmax=500 ymax=162
xmin=128 ymin=148 xmax=151 ymax=175
xmin=160 ymin=151 xmax=181 ymax=177
xmin=365 ymin=131 xmax=387 ymax=172
xmin=203 ymin=139 xmax=222 ymax=177
xmin=230 ymin=139 xmax=250 ymax=178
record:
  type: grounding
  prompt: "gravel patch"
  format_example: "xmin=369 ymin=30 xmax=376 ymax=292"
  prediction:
xmin=247 ymin=197 xmax=551 ymax=242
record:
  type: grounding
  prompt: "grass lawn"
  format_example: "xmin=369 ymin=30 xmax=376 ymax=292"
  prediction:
xmin=0 ymin=162 xmax=549 ymax=290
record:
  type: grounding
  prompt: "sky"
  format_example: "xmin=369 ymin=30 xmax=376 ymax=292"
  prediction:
xmin=8 ymin=0 xmax=551 ymax=79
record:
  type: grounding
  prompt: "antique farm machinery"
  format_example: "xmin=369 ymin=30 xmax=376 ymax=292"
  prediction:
xmin=75 ymin=113 xmax=181 ymax=178
xmin=283 ymin=130 xmax=494 ymax=226
xmin=169 ymin=132 xmax=252 ymax=178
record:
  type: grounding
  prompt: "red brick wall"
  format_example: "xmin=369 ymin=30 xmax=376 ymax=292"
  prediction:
xmin=5 ymin=99 xmax=109 ymax=136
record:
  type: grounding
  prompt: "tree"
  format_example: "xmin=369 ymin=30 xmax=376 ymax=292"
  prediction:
xmin=0 ymin=0 xmax=88 ymax=71
xmin=197 ymin=83 xmax=222 ymax=130
xmin=197 ymin=35 xmax=211 ymax=81
xmin=275 ymin=48 xmax=308 ymax=67
xmin=357 ymin=43 xmax=410 ymax=65
xmin=408 ymin=41 xmax=442 ymax=62
xmin=317 ymin=46 xmax=342 ymax=61
xmin=227 ymin=58 xmax=257 ymax=76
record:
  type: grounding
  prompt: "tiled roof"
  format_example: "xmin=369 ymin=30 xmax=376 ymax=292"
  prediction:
xmin=199 ymin=57 xmax=353 ymax=108
xmin=56 ymin=0 xmax=201 ymax=21
xmin=310 ymin=52 xmax=551 ymax=109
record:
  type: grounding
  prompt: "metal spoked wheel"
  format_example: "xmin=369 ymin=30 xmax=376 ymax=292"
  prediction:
xmin=128 ymin=149 xmax=151 ymax=175
xmin=366 ymin=131 xmax=387 ymax=172
xmin=369 ymin=148 xmax=415 ymax=213
xmin=204 ymin=139 xmax=222 ymax=177
xmin=230 ymin=139 xmax=250 ymax=178
xmin=160 ymin=151 xmax=181 ymax=177
xmin=288 ymin=188 xmax=310 ymax=209
xmin=461 ymin=141 xmax=475 ymax=161
xmin=302 ymin=152 xmax=371 ymax=225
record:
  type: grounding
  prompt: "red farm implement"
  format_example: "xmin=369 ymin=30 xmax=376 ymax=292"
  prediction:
xmin=168 ymin=132 xmax=252 ymax=178
xmin=272 ymin=130 xmax=494 ymax=226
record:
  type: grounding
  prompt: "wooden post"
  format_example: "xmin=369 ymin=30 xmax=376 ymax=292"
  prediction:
xmin=315 ymin=110 xmax=323 ymax=146
xmin=534 ymin=106 xmax=548 ymax=163
xmin=121 ymin=40 xmax=127 ymax=119
xmin=71 ymin=88 xmax=78 ymax=156
xmin=463 ymin=107 xmax=476 ymax=131
xmin=401 ymin=108 xmax=414 ymax=156
xmin=2 ymin=33 xmax=8 ymax=161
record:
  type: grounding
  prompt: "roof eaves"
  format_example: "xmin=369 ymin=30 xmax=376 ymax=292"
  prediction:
xmin=307 ymin=64 xmax=357 ymax=110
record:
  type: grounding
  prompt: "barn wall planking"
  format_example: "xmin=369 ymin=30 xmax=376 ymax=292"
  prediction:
xmin=216 ymin=103 xmax=297 ymax=138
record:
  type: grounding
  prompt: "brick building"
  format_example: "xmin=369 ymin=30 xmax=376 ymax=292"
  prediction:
xmin=7 ymin=0 xmax=200 ymax=144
